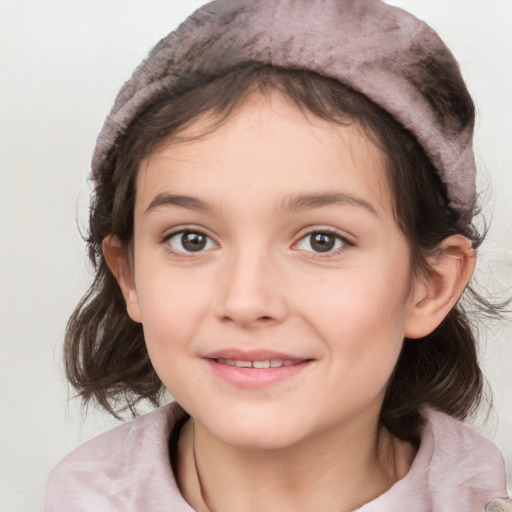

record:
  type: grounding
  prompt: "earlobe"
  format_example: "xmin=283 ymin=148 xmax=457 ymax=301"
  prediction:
xmin=404 ymin=235 xmax=476 ymax=339
xmin=102 ymin=235 xmax=142 ymax=323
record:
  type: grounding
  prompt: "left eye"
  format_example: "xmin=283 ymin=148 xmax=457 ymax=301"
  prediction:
xmin=166 ymin=230 xmax=217 ymax=253
xmin=296 ymin=232 xmax=346 ymax=253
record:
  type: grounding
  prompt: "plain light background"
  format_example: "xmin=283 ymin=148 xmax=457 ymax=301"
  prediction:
xmin=1 ymin=1 xmax=511 ymax=511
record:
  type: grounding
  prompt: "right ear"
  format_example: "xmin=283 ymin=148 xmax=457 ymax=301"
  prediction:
xmin=102 ymin=235 xmax=142 ymax=323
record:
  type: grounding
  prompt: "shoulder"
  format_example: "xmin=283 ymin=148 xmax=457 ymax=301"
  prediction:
xmin=45 ymin=402 xmax=194 ymax=512
xmin=421 ymin=409 xmax=509 ymax=510
xmin=425 ymin=408 xmax=506 ymax=478
xmin=358 ymin=408 xmax=510 ymax=512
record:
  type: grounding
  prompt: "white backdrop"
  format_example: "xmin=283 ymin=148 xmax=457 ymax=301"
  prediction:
xmin=1 ymin=1 xmax=511 ymax=511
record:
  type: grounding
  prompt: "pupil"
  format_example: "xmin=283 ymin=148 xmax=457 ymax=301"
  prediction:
xmin=182 ymin=232 xmax=206 ymax=252
xmin=311 ymin=233 xmax=335 ymax=252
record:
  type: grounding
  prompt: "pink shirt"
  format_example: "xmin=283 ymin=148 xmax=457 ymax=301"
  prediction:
xmin=45 ymin=402 xmax=510 ymax=511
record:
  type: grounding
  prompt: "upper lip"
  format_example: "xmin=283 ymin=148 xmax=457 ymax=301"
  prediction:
xmin=203 ymin=349 xmax=308 ymax=362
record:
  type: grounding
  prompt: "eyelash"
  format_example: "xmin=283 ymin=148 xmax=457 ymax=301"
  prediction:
xmin=161 ymin=227 xmax=353 ymax=258
xmin=293 ymin=228 xmax=353 ymax=259
xmin=162 ymin=228 xmax=217 ymax=257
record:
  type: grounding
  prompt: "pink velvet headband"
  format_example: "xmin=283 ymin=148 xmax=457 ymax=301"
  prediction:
xmin=92 ymin=0 xmax=477 ymax=216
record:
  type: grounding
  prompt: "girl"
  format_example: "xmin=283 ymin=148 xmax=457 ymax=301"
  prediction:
xmin=46 ymin=0 xmax=510 ymax=510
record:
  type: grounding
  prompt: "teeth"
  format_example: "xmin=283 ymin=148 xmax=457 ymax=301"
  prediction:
xmin=216 ymin=359 xmax=298 ymax=368
xmin=252 ymin=360 xmax=270 ymax=369
xmin=235 ymin=360 xmax=252 ymax=368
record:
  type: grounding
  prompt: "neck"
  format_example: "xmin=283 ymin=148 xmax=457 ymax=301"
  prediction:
xmin=177 ymin=413 xmax=415 ymax=512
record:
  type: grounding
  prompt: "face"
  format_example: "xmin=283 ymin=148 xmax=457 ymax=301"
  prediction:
xmin=124 ymin=93 xmax=421 ymax=449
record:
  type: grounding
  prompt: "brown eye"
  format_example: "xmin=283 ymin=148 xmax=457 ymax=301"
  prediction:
xmin=311 ymin=233 xmax=336 ymax=252
xmin=167 ymin=230 xmax=216 ymax=253
xmin=182 ymin=232 xmax=207 ymax=251
xmin=297 ymin=232 xmax=346 ymax=254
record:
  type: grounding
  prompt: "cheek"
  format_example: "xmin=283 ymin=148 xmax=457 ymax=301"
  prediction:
xmin=138 ymin=291 xmax=207 ymax=401
xmin=134 ymin=268 xmax=210 ymax=372
xmin=298 ymin=256 xmax=412 ymax=382
xmin=302 ymin=259 xmax=411 ymax=334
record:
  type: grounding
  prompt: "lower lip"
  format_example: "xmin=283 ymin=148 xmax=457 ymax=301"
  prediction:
xmin=204 ymin=359 xmax=312 ymax=388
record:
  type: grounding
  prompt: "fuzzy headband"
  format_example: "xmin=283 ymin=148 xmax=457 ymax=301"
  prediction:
xmin=92 ymin=0 xmax=477 ymax=217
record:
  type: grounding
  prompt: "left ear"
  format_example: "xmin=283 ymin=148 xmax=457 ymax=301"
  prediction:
xmin=404 ymin=235 xmax=476 ymax=339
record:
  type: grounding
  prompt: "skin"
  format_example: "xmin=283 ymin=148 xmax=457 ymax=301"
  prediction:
xmin=104 ymin=92 xmax=476 ymax=511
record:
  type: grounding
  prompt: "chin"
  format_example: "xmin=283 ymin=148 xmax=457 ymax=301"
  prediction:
xmin=197 ymin=405 xmax=309 ymax=451
xmin=216 ymin=423 xmax=304 ymax=451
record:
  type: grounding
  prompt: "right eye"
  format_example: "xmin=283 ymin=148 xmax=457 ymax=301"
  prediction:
xmin=165 ymin=230 xmax=217 ymax=254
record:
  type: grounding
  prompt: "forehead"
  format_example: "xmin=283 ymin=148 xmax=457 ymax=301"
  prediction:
xmin=135 ymin=92 xmax=393 ymax=218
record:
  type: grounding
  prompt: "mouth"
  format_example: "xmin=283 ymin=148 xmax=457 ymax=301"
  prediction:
xmin=203 ymin=350 xmax=313 ymax=388
xmin=213 ymin=358 xmax=302 ymax=369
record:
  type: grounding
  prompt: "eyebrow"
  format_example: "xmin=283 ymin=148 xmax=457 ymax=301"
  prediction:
xmin=145 ymin=191 xmax=379 ymax=217
xmin=145 ymin=193 xmax=216 ymax=214
xmin=279 ymin=192 xmax=379 ymax=217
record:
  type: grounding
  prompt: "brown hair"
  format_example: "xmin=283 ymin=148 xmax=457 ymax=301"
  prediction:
xmin=66 ymin=64 xmax=492 ymax=442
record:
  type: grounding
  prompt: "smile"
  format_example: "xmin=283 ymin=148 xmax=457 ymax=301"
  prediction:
xmin=214 ymin=359 xmax=301 ymax=369
xmin=204 ymin=351 xmax=313 ymax=388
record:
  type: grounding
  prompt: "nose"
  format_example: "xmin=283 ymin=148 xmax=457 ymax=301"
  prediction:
xmin=214 ymin=246 xmax=288 ymax=329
